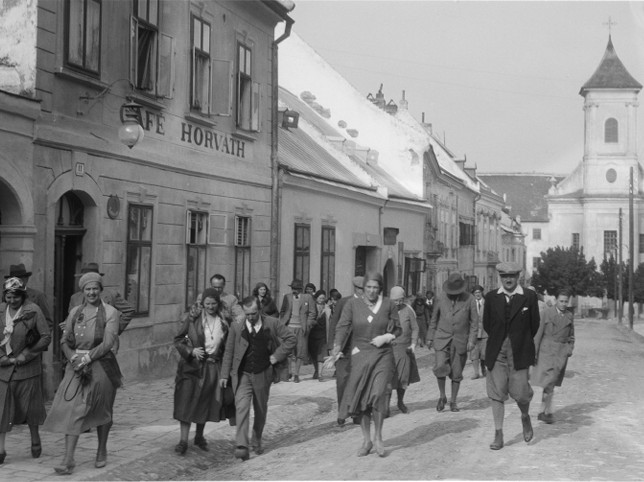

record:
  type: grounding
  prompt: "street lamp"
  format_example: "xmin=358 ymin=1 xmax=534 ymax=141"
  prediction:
xmin=118 ymin=99 xmax=145 ymax=149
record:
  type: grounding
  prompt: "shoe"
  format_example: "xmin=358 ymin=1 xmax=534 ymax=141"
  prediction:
xmin=489 ymin=429 xmax=504 ymax=450
xmin=357 ymin=441 xmax=373 ymax=457
xmin=312 ymin=372 xmax=319 ymax=380
xmin=31 ymin=442 xmax=42 ymax=459
xmin=174 ymin=440 xmax=188 ymax=455
xmin=294 ymin=375 xmax=300 ymax=383
xmin=521 ymin=414 xmax=534 ymax=442
xmin=450 ymin=402 xmax=460 ymax=412
xmin=337 ymin=418 xmax=346 ymax=426
xmin=374 ymin=440 xmax=386 ymax=457
xmin=194 ymin=435 xmax=209 ymax=451
xmin=537 ymin=412 xmax=546 ymax=422
xmin=0 ymin=451 xmax=5 ymax=464
xmin=95 ymin=452 xmax=107 ymax=468
xmin=538 ymin=412 xmax=554 ymax=424
xmin=54 ymin=462 xmax=75 ymax=475
xmin=397 ymin=401 xmax=409 ymax=414
xmin=436 ymin=396 xmax=447 ymax=412
xmin=253 ymin=443 xmax=264 ymax=455
xmin=234 ymin=446 xmax=250 ymax=461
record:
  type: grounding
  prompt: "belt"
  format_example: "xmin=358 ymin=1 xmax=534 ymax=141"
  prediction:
xmin=205 ymin=353 xmax=220 ymax=364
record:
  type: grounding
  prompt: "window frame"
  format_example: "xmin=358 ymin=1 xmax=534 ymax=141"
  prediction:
xmin=532 ymin=228 xmax=542 ymax=240
xmin=320 ymin=226 xmax=336 ymax=293
xmin=65 ymin=0 xmax=102 ymax=75
xmin=604 ymin=230 xmax=617 ymax=255
xmin=125 ymin=204 xmax=154 ymax=316
xmin=294 ymin=223 xmax=311 ymax=284
xmin=605 ymin=118 xmax=619 ymax=143
xmin=190 ymin=15 xmax=212 ymax=114
xmin=236 ymin=42 xmax=260 ymax=131
xmin=185 ymin=210 xmax=208 ymax=310
xmin=571 ymin=233 xmax=580 ymax=251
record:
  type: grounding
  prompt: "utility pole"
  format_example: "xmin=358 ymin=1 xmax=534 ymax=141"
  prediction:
xmin=629 ymin=167 xmax=634 ymax=329
xmin=618 ymin=208 xmax=623 ymax=324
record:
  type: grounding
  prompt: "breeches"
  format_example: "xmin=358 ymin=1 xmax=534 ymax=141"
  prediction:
xmin=433 ymin=341 xmax=466 ymax=382
xmin=486 ymin=337 xmax=533 ymax=404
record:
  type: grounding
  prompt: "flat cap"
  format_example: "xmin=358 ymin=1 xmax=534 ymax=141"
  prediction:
xmin=352 ymin=276 xmax=364 ymax=288
xmin=496 ymin=261 xmax=522 ymax=275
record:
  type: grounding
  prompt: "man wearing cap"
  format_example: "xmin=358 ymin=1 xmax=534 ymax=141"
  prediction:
xmin=279 ymin=280 xmax=316 ymax=383
xmin=326 ymin=276 xmax=363 ymax=425
xmin=483 ymin=261 xmax=540 ymax=450
xmin=426 ymin=273 xmax=477 ymax=413
xmin=4 ymin=264 xmax=53 ymax=330
xmin=68 ymin=263 xmax=135 ymax=337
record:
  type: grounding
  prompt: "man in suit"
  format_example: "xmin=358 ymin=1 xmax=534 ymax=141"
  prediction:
xmin=327 ymin=276 xmax=363 ymax=425
xmin=470 ymin=285 xmax=488 ymax=380
xmin=483 ymin=262 xmax=540 ymax=450
xmin=279 ymin=279 xmax=316 ymax=383
xmin=426 ymin=273 xmax=477 ymax=413
xmin=210 ymin=274 xmax=244 ymax=323
xmin=4 ymin=263 xmax=53 ymax=330
xmin=221 ymin=296 xmax=295 ymax=460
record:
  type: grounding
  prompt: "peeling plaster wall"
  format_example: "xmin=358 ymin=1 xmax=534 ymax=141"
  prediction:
xmin=0 ymin=0 xmax=37 ymax=95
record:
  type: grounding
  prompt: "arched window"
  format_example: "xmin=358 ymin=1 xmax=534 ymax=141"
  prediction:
xmin=605 ymin=118 xmax=618 ymax=143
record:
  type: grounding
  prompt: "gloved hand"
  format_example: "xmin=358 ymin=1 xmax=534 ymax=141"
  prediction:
xmin=370 ymin=333 xmax=395 ymax=347
xmin=407 ymin=344 xmax=416 ymax=355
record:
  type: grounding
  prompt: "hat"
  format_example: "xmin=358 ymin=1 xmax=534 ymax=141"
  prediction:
xmin=443 ymin=273 xmax=467 ymax=295
xmin=471 ymin=284 xmax=484 ymax=293
xmin=352 ymin=276 xmax=364 ymax=289
xmin=75 ymin=262 xmax=105 ymax=277
xmin=3 ymin=277 xmax=26 ymax=293
xmin=496 ymin=262 xmax=522 ymax=276
xmin=289 ymin=279 xmax=303 ymax=290
xmin=79 ymin=272 xmax=103 ymax=291
xmin=305 ymin=282 xmax=317 ymax=292
xmin=4 ymin=263 xmax=32 ymax=279
xmin=390 ymin=286 xmax=405 ymax=300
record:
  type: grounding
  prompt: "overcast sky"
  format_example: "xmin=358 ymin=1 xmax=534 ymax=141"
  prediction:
xmin=288 ymin=1 xmax=644 ymax=174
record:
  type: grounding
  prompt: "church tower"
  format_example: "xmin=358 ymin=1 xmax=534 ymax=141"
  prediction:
xmin=579 ymin=35 xmax=642 ymax=196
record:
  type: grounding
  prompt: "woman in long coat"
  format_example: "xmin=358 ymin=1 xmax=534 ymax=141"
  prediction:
xmin=331 ymin=272 xmax=401 ymax=457
xmin=44 ymin=272 xmax=122 ymax=475
xmin=308 ymin=290 xmax=329 ymax=380
xmin=173 ymin=288 xmax=234 ymax=455
xmin=0 ymin=277 xmax=51 ymax=464
xmin=532 ymin=289 xmax=575 ymax=424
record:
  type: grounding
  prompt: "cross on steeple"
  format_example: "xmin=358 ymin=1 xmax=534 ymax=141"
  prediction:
xmin=603 ymin=16 xmax=617 ymax=35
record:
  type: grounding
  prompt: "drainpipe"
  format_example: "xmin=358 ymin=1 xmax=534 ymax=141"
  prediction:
xmin=473 ymin=192 xmax=481 ymax=285
xmin=270 ymin=17 xmax=294 ymax=297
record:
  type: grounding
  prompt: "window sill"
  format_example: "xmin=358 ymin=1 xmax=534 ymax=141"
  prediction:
xmin=232 ymin=130 xmax=258 ymax=142
xmin=184 ymin=112 xmax=218 ymax=128
xmin=129 ymin=93 xmax=166 ymax=111
xmin=55 ymin=67 xmax=105 ymax=90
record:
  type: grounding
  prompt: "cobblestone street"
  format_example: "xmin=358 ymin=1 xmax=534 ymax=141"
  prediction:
xmin=3 ymin=317 xmax=644 ymax=480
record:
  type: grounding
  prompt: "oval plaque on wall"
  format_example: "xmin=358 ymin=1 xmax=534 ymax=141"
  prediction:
xmin=606 ymin=168 xmax=617 ymax=183
xmin=107 ymin=195 xmax=120 ymax=219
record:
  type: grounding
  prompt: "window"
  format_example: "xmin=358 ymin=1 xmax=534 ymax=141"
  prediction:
xmin=130 ymin=0 xmax=174 ymax=97
xmin=320 ymin=226 xmax=336 ymax=292
xmin=294 ymin=224 xmax=310 ymax=283
xmin=190 ymin=16 xmax=211 ymax=113
xmin=532 ymin=257 xmax=540 ymax=269
xmin=639 ymin=234 xmax=644 ymax=254
xmin=404 ymin=257 xmax=425 ymax=295
xmin=572 ymin=233 xmax=580 ymax=251
xmin=604 ymin=230 xmax=617 ymax=255
xmin=605 ymin=118 xmax=618 ymax=143
xmin=234 ymin=216 xmax=251 ymax=299
xmin=237 ymin=43 xmax=260 ymax=131
xmin=126 ymin=205 xmax=153 ymax=315
xmin=66 ymin=0 xmax=101 ymax=74
xmin=186 ymin=211 xmax=208 ymax=309
xmin=533 ymin=228 xmax=542 ymax=240
xmin=459 ymin=222 xmax=474 ymax=246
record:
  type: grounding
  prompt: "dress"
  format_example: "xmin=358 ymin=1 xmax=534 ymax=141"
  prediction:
xmin=392 ymin=303 xmax=420 ymax=389
xmin=532 ymin=306 xmax=574 ymax=389
xmin=334 ymin=296 xmax=401 ymax=419
xmin=0 ymin=301 xmax=51 ymax=431
xmin=173 ymin=311 xmax=235 ymax=424
xmin=43 ymin=302 xmax=122 ymax=435
xmin=308 ymin=304 xmax=329 ymax=363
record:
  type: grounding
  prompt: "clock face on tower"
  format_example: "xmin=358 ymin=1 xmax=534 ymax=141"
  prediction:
xmin=606 ymin=168 xmax=617 ymax=183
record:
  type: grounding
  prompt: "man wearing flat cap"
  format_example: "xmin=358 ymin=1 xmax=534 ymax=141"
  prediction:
xmin=279 ymin=279 xmax=316 ymax=383
xmin=483 ymin=261 xmax=540 ymax=450
xmin=426 ymin=273 xmax=477 ymax=413
xmin=4 ymin=263 xmax=53 ymax=330
xmin=326 ymin=276 xmax=363 ymax=425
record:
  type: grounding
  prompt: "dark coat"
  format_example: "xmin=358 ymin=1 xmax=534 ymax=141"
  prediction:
xmin=173 ymin=312 xmax=230 ymax=379
xmin=327 ymin=295 xmax=354 ymax=355
xmin=221 ymin=315 xmax=296 ymax=394
xmin=258 ymin=296 xmax=279 ymax=317
xmin=0 ymin=301 xmax=52 ymax=381
xmin=483 ymin=287 xmax=540 ymax=371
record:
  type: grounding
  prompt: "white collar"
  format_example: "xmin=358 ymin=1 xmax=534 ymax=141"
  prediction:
xmin=245 ymin=319 xmax=263 ymax=333
xmin=497 ymin=285 xmax=524 ymax=297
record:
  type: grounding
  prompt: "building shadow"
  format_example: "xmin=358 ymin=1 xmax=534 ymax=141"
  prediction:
xmin=385 ymin=417 xmax=480 ymax=454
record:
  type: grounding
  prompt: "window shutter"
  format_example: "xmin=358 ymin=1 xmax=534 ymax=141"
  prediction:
xmin=185 ymin=211 xmax=192 ymax=243
xmin=251 ymin=81 xmax=260 ymax=131
xmin=236 ymin=72 xmax=242 ymax=126
xmin=157 ymin=33 xmax=174 ymax=98
xmin=234 ymin=216 xmax=250 ymax=247
xmin=206 ymin=57 xmax=212 ymax=115
xmin=208 ymin=214 xmax=227 ymax=245
xmin=212 ymin=59 xmax=232 ymax=116
xmin=191 ymin=45 xmax=196 ymax=109
xmin=129 ymin=16 xmax=139 ymax=86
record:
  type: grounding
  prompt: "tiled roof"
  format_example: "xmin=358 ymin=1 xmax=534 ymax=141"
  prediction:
xmin=478 ymin=174 xmax=564 ymax=222
xmin=580 ymin=36 xmax=642 ymax=94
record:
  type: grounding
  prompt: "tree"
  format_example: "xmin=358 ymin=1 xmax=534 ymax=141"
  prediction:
xmin=532 ymin=246 xmax=604 ymax=297
xmin=600 ymin=253 xmax=627 ymax=300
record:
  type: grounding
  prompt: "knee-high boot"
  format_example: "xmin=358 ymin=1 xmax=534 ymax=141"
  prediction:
xmin=95 ymin=422 xmax=112 ymax=468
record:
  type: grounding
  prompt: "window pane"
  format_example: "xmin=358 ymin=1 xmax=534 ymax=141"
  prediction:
xmin=138 ymin=246 xmax=151 ymax=312
xmin=68 ymin=0 xmax=84 ymax=65
xmin=129 ymin=206 xmax=141 ymax=241
xmin=140 ymin=207 xmax=152 ymax=241
xmin=86 ymin=0 xmax=101 ymax=71
xmin=245 ymin=49 xmax=251 ymax=75
xmin=148 ymin=0 xmax=158 ymax=26
xmin=126 ymin=244 xmax=140 ymax=309
xmin=137 ymin=0 xmax=146 ymax=19
xmin=202 ymin=23 xmax=210 ymax=54
xmin=193 ymin=18 xmax=201 ymax=50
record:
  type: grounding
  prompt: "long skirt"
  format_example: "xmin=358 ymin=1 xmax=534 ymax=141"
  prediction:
xmin=308 ymin=328 xmax=327 ymax=364
xmin=0 ymin=375 xmax=47 ymax=432
xmin=392 ymin=344 xmax=420 ymax=390
xmin=174 ymin=359 xmax=235 ymax=425
xmin=339 ymin=345 xmax=394 ymax=420
xmin=43 ymin=361 xmax=117 ymax=435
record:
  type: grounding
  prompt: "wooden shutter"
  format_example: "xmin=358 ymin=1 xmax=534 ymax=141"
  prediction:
xmin=212 ymin=59 xmax=232 ymax=116
xmin=157 ymin=33 xmax=174 ymax=98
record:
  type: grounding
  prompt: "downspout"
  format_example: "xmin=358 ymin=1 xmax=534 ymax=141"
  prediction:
xmin=270 ymin=17 xmax=294 ymax=298
xmin=473 ymin=192 xmax=481 ymax=284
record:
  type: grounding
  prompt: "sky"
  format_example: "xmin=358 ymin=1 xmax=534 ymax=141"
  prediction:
xmin=287 ymin=1 xmax=644 ymax=175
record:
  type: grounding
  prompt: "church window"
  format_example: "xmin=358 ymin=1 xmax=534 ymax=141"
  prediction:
xmin=571 ymin=233 xmax=580 ymax=251
xmin=532 ymin=228 xmax=541 ymax=240
xmin=639 ymin=234 xmax=644 ymax=254
xmin=532 ymin=257 xmax=540 ymax=269
xmin=603 ymin=230 xmax=617 ymax=255
xmin=605 ymin=118 xmax=618 ymax=143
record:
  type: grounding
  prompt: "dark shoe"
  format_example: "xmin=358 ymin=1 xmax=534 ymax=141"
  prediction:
xmin=537 ymin=412 xmax=546 ymax=422
xmin=489 ymin=429 xmax=503 ymax=450
xmin=54 ymin=462 xmax=75 ymax=475
xmin=194 ymin=435 xmax=209 ymax=451
xmin=397 ymin=401 xmax=409 ymax=414
xmin=521 ymin=414 xmax=533 ymax=442
xmin=234 ymin=446 xmax=250 ymax=461
xmin=294 ymin=375 xmax=300 ymax=383
xmin=436 ymin=396 xmax=447 ymax=412
xmin=253 ymin=444 xmax=264 ymax=455
xmin=357 ymin=441 xmax=373 ymax=457
xmin=312 ymin=372 xmax=319 ymax=380
xmin=31 ymin=442 xmax=42 ymax=459
xmin=95 ymin=452 xmax=107 ymax=468
xmin=538 ymin=412 xmax=554 ymax=424
xmin=174 ymin=441 xmax=188 ymax=455
xmin=374 ymin=440 xmax=386 ymax=457
xmin=337 ymin=418 xmax=346 ymax=426
xmin=450 ymin=402 xmax=460 ymax=412
xmin=0 ymin=451 xmax=5 ymax=464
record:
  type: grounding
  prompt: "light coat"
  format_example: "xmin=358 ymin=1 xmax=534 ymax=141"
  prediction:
xmin=279 ymin=292 xmax=316 ymax=333
xmin=532 ymin=305 xmax=574 ymax=388
xmin=426 ymin=292 xmax=478 ymax=354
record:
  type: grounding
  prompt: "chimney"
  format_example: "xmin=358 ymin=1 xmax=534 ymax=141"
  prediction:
xmin=421 ymin=112 xmax=433 ymax=134
xmin=399 ymin=90 xmax=408 ymax=111
xmin=367 ymin=149 xmax=379 ymax=165
xmin=455 ymin=159 xmax=466 ymax=170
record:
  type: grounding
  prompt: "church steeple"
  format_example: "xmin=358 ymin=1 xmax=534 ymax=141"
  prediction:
xmin=580 ymin=35 xmax=642 ymax=96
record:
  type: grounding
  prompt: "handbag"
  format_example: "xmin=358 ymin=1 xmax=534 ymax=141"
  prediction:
xmin=25 ymin=327 xmax=41 ymax=348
